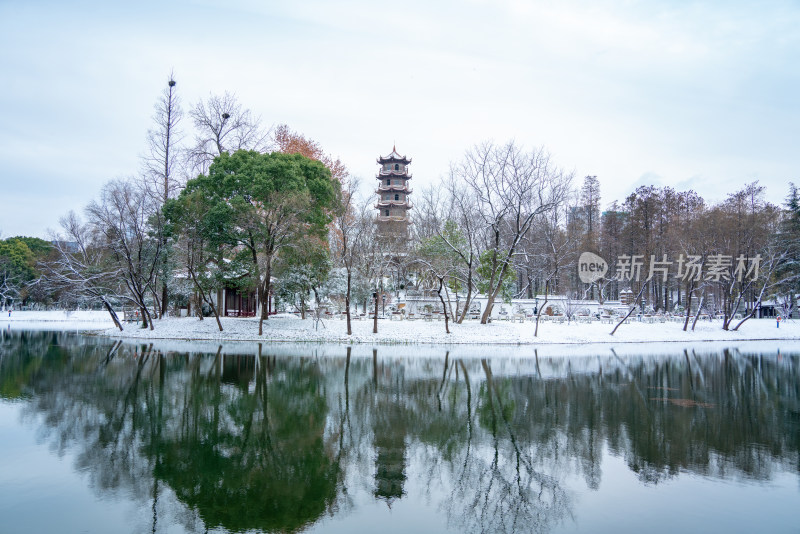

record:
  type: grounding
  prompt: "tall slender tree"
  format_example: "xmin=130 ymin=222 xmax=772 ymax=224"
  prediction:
xmin=143 ymin=73 xmax=183 ymax=317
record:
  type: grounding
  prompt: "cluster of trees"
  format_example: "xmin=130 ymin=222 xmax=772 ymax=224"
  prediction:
xmin=411 ymin=152 xmax=800 ymax=331
xmin=38 ymin=75 xmax=346 ymax=333
xmin=5 ymin=74 xmax=798 ymax=337
xmin=0 ymin=236 xmax=53 ymax=308
xmin=570 ymin=180 xmax=800 ymax=330
xmin=9 ymin=74 xmax=380 ymax=336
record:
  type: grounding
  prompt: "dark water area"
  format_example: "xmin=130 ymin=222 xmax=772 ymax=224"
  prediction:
xmin=0 ymin=330 xmax=798 ymax=534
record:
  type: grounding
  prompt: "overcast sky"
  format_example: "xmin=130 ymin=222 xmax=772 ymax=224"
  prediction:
xmin=1 ymin=0 xmax=798 ymax=239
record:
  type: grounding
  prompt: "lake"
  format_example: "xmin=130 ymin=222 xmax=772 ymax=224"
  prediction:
xmin=0 ymin=329 xmax=798 ymax=533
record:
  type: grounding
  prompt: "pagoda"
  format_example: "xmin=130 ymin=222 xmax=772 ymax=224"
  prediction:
xmin=375 ymin=146 xmax=412 ymax=239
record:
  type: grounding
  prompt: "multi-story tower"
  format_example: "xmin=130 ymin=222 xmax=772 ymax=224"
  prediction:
xmin=375 ymin=146 xmax=412 ymax=239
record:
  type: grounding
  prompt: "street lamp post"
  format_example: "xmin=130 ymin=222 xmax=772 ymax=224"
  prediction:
xmin=382 ymin=294 xmax=386 ymax=316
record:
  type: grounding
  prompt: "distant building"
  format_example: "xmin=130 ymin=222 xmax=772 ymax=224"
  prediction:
xmin=375 ymin=146 xmax=412 ymax=240
xmin=620 ymin=289 xmax=634 ymax=306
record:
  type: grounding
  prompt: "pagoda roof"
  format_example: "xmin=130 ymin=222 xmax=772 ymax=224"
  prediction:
xmin=376 ymin=215 xmax=411 ymax=223
xmin=377 ymin=170 xmax=412 ymax=178
xmin=377 ymin=145 xmax=411 ymax=164
xmin=375 ymin=200 xmax=413 ymax=208
xmin=376 ymin=185 xmax=413 ymax=193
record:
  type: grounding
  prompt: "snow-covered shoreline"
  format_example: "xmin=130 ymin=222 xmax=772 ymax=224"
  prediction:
xmin=6 ymin=310 xmax=797 ymax=347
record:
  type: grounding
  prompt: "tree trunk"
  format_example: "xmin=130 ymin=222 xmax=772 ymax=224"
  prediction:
xmin=345 ymin=269 xmax=352 ymax=335
xmin=102 ymin=299 xmax=124 ymax=331
xmin=691 ymin=295 xmax=705 ymax=331
xmin=258 ymin=260 xmax=272 ymax=336
xmin=210 ymin=301 xmax=223 ymax=332
xmin=437 ymin=277 xmax=450 ymax=334
xmin=534 ymin=284 xmax=549 ymax=338
xmin=373 ymin=290 xmax=378 ymax=334
xmin=731 ymin=308 xmax=758 ymax=331
xmin=151 ymin=285 xmax=162 ymax=320
xmin=189 ymin=269 xmax=223 ymax=332
xmin=479 ymin=261 xmax=503 ymax=324
xmin=480 ymin=241 xmax=503 ymax=324
xmin=312 ymin=287 xmax=324 ymax=331
xmin=457 ymin=273 xmax=474 ymax=324
xmin=139 ymin=304 xmax=154 ymax=330
xmin=610 ymin=282 xmax=647 ymax=336
xmin=161 ymin=282 xmax=168 ymax=318
xmin=682 ymin=280 xmax=694 ymax=332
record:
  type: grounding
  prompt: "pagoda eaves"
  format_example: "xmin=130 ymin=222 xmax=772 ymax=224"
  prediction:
xmin=377 ymin=147 xmax=411 ymax=164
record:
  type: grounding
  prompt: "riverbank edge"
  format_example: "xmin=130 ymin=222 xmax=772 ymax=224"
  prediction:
xmin=81 ymin=328 xmax=800 ymax=347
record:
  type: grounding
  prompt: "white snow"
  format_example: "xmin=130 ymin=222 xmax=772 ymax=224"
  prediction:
xmin=4 ymin=310 xmax=116 ymax=331
xmin=6 ymin=310 xmax=799 ymax=352
xmin=6 ymin=310 xmax=799 ymax=359
xmin=77 ymin=313 xmax=800 ymax=343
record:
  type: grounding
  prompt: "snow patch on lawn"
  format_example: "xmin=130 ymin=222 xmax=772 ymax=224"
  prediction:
xmin=82 ymin=313 xmax=800 ymax=348
xmin=7 ymin=311 xmax=798 ymax=352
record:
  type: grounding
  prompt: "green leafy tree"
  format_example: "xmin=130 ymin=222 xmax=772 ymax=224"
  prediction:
xmin=182 ymin=150 xmax=340 ymax=335
xmin=163 ymin=188 xmax=227 ymax=330
xmin=12 ymin=237 xmax=53 ymax=259
xmin=0 ymin=238 xmax=36 ymax=306
xmin=477 ymin=250 xmax=517 ymax=306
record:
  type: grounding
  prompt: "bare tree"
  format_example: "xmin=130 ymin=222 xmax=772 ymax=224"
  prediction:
xmin=522 ymin=205 xmax=575 ymax=337
xmin=330 ymin=178 xmax=374 ymax=335
xmin=452 ymin=141 xmax=572 ymax=324
xmin=358 ymin=226 xmax=397 ymax=335
xmin=85 ymin=178 xmax=162 ymax=330
xmin=143 ymin=72 xmax=184 ymax=205
xmin=43 ymin=212 xmax=126 ymax=330
xmin=610 ymin=281 xmax=647 ymax=336
xmin=728 ymin=245 xmax=799 ymax=331
xmin=418 ymin=177 xmax=481 ymax=323
xmin=142 ymin=73 xmax=184 ymax=317
xmin=411 ymin=257 xmax=456 ymax=334
xmin=0 ymin=268 xmax=21 ymax=311
xmin=187 ymin=92 xmax=271 ymax=174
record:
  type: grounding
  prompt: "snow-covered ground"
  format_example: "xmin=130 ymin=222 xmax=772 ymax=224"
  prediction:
xmin=4 ymin=310 xmax=116 ymax=331
xmin=5 ymin=310 xmax=799 ymax=359
xmin=6 ymin=310 xmax=796 ymax=346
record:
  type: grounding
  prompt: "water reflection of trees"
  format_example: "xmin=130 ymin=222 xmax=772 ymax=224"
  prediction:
xmin=2 ymin=334 xmax=342 ymax=533
xmin=1 ymin=331 xmax=798 ymax=533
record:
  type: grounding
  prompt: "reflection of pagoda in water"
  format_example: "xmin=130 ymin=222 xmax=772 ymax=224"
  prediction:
xmin=375 ymin=146 xmax=412 ymax=240
xmin=371 ymin=352 xmax=408 ymax=504
xmin=373 ymin=403 xmax=407 ymax=502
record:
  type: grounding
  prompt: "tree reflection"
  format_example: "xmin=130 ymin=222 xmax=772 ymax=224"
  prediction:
xmin=153 ymin=351 xmax=339 ymax=532
xmin=1 ymin=333 xmax=340 ymax=533
xmin=1 ymin=331 xmax=798 ymax=534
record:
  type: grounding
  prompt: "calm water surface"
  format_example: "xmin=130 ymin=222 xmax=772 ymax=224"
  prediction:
xmin=0 ymin=329 xmax=798 ymax=534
